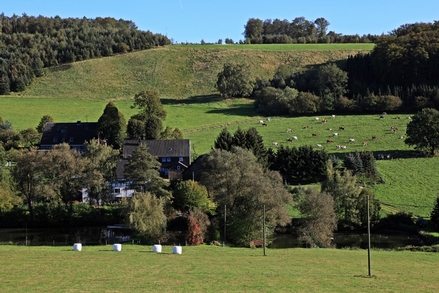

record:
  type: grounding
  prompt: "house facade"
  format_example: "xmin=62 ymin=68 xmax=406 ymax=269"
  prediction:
xmin=121 ymin=139 xmax=192 ymax=179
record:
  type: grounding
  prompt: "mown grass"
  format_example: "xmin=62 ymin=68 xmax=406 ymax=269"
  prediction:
xmin=0 ymin=244 xmax=438 ymax=293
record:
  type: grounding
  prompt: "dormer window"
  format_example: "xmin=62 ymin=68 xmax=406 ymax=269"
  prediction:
xmin=162 ymin=158 xmax=166 ymax=162
xmin=167 ymin=158 xmax=171 ymax=162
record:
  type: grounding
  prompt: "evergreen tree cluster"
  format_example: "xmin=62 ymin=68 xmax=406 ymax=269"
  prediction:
xmin=270 ymin=145 xmax=329 ymax=185
xmin=343 ymin=151 xmax=383 ymax=184
xmin=0 ymin=14 xmax=170 ymax=94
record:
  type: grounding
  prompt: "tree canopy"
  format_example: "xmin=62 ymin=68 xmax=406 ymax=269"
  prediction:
xmin=200 ymin=147 xmax=292 ymax=246
xmin=405 ymin=108 xmax=439 ymax=155
xmin=216 ymin=63 xmax=254 ymax=98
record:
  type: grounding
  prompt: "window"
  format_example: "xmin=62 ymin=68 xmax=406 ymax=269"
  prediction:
xmin=161 ymin=158 xmax=166 ymax=162
xmin=69 ymin=137 xmax=74 ymax=143
xmin=114 ymin=188 xmax=120 ymax=193
xmin=179 ymin=157 xmax=184 ymax=162
xmin=176 ymin=165 xmax=181 ymax=170
xmin=53 ymin=136 xmax=58 ymax=142
xmin=166 ymin=158 xmax=171 ymax=162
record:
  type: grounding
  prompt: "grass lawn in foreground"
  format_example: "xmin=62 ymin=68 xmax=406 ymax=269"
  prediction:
xmin=0 ymin=245 xmax=437 ymax=292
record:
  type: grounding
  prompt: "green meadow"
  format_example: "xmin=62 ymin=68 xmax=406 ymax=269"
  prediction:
xmin=0 ymin=245 xmax=438 ymax=293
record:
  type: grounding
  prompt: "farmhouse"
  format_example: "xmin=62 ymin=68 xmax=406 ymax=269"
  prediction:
xmin=120 ymin=139 xmax=191 ymax=180
xmin=39 ymin=121 xmax=100 ymax=152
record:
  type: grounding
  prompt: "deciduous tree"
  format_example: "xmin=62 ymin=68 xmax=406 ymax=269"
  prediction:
xmin=200 ymin=147 xmax=292 ymax=246
xmin=127 ymin=192 xmax=167 ymax=242
xmin=405 ymin=108 xmax=439 ymax=156
xmin=297 ymin=188 xmax=337 ymax=248
xmin=216 ymin=63 xmax=254 ymax=98
xmin=123 ymin=144 xmax=171 ymax=201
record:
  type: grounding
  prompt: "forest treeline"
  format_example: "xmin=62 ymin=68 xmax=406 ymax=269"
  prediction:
xmin=246 ymin=21 xmax=439 ymax=115
xmin=243 ymin=17 xmax=379 ymax=44
xmin=0 ymin=14 xmax=171 ymax=94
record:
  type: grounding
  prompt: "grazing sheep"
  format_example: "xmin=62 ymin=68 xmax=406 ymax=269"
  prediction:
xmin=259 ymin=120 xmax=264 ymax=124
xmin=292 ymin=136 xmax=298 ymax=140
xmin=372 ymin=135 xmax=378 ymax=140
xmin=339 ymin=126 xmax=345 ymax=130
xmin=272 ymin=142 xmax=279 ymax=147
xmin=341 ymin=145 xmax=347 ymax=149
xmin=400 ymin=135 xmax=405 ymax=139
xmin=333 ymin=133 xmax=339 ymax=137
xmin=315 ymin=117 xmax=320 ymax=121
xmin=348 ymin=138 xmax=355 ymax=143
xmin=327 ymin=139 xmax=334 ymax=143
xmin=303 ymin=126 xmax=309 ymax=129
xmin=286 ymin=128 xmax=292 ymax=133
xmin=363 ymin=141 xmax=368 ymax=146
xmin=262 ymin=122 xmax=268 ymax=126
xmin=316 ymin=144 xmax=322 ymax=148
xmin=312 ymin=133 xmax=318 ymax=137
xmin=331 ymin=114 xmax=336 ymax=119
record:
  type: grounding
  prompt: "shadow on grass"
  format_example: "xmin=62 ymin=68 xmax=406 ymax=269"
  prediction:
xmin=329 ymin=150 xmax=424 ymax=160
xmin=205 ymin=106 xmax=256 ymax=117
xmin=161 ymin=94 xmax=224 ymax=105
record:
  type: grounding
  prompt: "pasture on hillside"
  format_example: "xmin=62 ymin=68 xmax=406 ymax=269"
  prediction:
xmin=0 ymin=245 xmax=438 ymax=292
xmin=1 ymin=95 xmax=437 ymax=218
xmin=6 ymin=44 xmax=371 ymax=100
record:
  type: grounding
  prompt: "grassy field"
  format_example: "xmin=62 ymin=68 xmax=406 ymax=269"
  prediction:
xmin=5 ymin=45 xmax=371 ymax=100
xmin=0 ymin=244 xmax=438 ymax=292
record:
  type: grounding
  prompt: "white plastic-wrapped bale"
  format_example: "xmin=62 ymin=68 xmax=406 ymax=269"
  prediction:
xmin=172 ymin=246 xmax=182 ymax=254
xmin=113 ymin=243 xmax=122 ymax=252
xmin=73 ymin=243 xmax=82 ymax=251
xmin=153 ymin=244 xmax=162 ymax=253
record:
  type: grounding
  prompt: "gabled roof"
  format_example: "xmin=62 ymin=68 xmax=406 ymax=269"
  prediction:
xmin=122 ymin=139 xmax=191 ymax=159
xmin=40 ymin=121 xmax=99 ymax=146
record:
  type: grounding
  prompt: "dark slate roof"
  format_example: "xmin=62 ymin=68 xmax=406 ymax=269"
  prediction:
xmin=40 ymin=122 xmax=99 ymax=146
xmin=122 ymin=139 xmax=191 ymax=159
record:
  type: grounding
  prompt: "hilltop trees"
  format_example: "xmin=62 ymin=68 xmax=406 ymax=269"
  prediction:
xmin=405 ymin=108 xmax=439 ymax=156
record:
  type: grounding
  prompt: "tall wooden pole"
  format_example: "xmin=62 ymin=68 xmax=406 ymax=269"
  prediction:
xmin=223 ymin=205 xmax=226 ymax=247
xmin=367 ymin=193 xmax=371 ymax=276
xmin=263 ymin=205 xmax=266 ymax=256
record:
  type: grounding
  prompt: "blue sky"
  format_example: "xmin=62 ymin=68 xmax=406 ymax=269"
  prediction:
xmin=2 ymin=0 xmax=438 ymax=43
